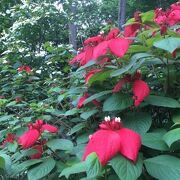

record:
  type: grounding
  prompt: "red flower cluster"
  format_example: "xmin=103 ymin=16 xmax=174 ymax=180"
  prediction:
xmin=113 ymin=70 xmax=150 ymax=106
xmin=18 ymin=119 xmax=58 ymax=149
xmin=69 ymin=27 xmax=130 ymax=66
xmin=154 ymin=3 xmax=180 ymax=34
xmin=83 ymin=116 xmax=141 ymax=166
xmin=18 ymin=66 xmax=32 ymax=73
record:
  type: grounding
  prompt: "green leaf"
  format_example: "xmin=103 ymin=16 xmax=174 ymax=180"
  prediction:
xmin=47 ymin=139 xmax=73 ymax=151
xmin=141 ymin=10 xmax=155 ymax=23
xmin=65 ymin=108 xmax=78 ymax=116
xmin=84 ymin=90 xmax=111 ymax=104
xmin=7 ymin=141 xmax=18 ymax=152
xmin=0 ymin=154 xmax=11 ymax=173
xmin=88 ymin=70 xmax=112 ymax=85
xmin=110 ymin=154 xmax=143 ymax=180
xmin=142 ymin=130 xmax=169 ymax=151
xmin=80 ymin=109 xmax=98 ymax=120
xmin=59 ymin=161 xmax=86 ymax=178
xmin=28 ymin=158 xmax=56 ymax=180
xmin=111 ymin=53 xmax=152 ymax=77
xmin=154 ymin=37 xmax=180 ymax=53
xmin=123 ymin=112 xmax=152 ymax=135
xmin=11 ymin=159 xmax=42 ymax=176
xmin=145 ymin=95 xmax=180 ymax=108
xmin=0 ymin=115 xmax=13 ymax=122
xmin=144 ymin=155 xmax=180 ymax=180
xmin=0 ymin=157 xmax=5 ymax=169
xmin=172 ymin=110 xmax=180 ymax=123
xmin=103 ymin=94 xmax=133 ymax=111
xmin=77 ymin=60 xmax=96 ymax=72
xmin=85 ymin=153 xmax=101 ymax=178
xmin=163 ymin=128 xmax=180 ymax=148
xmin=68 ymin=123 xmax=86 ymax=135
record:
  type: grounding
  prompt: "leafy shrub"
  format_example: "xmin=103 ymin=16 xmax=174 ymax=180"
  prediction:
xmin=0 ymin=2 xmax=180 ymax=180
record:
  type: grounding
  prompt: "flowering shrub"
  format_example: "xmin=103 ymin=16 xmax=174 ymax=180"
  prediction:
xmin=0 ymin=2 xmax=180 ymax=180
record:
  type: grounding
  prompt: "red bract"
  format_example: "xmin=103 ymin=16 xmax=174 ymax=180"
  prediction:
xmin=2 ymin=133 xmax=16 ymax=146
xmin=168 ymin=9 xmax=180 ymax=26
xmin=18 ymin=119 xmax=58 ymax=149
xmin=85 ymin=69 xmax=101 ymax=84
xmin=83 ymin=117 xmax=141 ymax=166
xmin=77 ymin=93 xmax=89 ymax=108
xmin=108 ymin=38 xmax=129 ymax=57
xmin=93 ymin=41 xmax=109 ymax=59
xmin=112 ymin=76 xmax=130 ymax=93
xmin=18 ymin=66 xmax=32 ymax=73
xmin=84 ymin=35 xmax=104 ymax=45
xmin=106 ymin=28 xmax=120 ymax=40
xmin=30 ymin=145 xmax=43 ymax=159
xmin=69 ymin=27 xmax=129 ymax=66
xmin=113 ymin=71 xmax=150 ymax=106
xmin=133 ymin=80 xmax=150 ymax=107
xmin=154 ymin=8 xmax=167 ymax=25
xmin=77 ymin=93 xmax=100 ymax=108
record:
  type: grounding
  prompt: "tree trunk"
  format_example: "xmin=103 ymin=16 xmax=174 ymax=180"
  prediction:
xmin=118 ymin=0 xmax=126 ymax=30
xmin=69 ymin=1 xmax=77 ymax=52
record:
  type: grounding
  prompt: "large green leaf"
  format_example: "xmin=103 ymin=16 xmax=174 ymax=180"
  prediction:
xmin=80 ymin=109 xmax=98 ymax=120
xmin=85 ymin=153 xmax=101 ymax=178
xmin=163 ymin=128 xmax=180 ymax=148
xmin=111 ymin=53 xmax=152 ymax=77
xmin=0 ymin=115 xmax=13 ymax=122
xmin=84 ymin=90 xmax=111 ymax=104
xmin=88 ymin=70 xmax=112 ymax=85
xmin=59 ymin=161 xmax=86 ymax=178
xmin=11 ymin=159 xmax=42 ymax=176
xmin=123 ymin=112 xmax=152 ymax=135
xmin=77 ymin=60 xmax=96 ymax=72
xmin=7 ymin=141 xmax=18 ymax=152
xmin=28 ymin=158 xmax=56 ymax=180
xmin=145 ymin=95 xmax=180 ymax=108
xmin=103 ymin=94 xmax=133 ymax=111
xmin=110 ymin=154 xmax=143 ymax=180
xmin=0 ymin=154 xmax=11 ymax=174
xmin=47 ymin=139 xmax=73 ymax=151
xmin=142 ymin=130 xmax=169 ymax=151
xmin=154 ymin=37 xmax=180 ymax=53
xmin=144 ymin=155 xmax=180 ymax=180
xmin=68 ymin=123 xmax=86 ymax=135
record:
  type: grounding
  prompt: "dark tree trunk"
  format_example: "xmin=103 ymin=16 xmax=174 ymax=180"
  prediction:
xmin=69 ymin=1 xmax=77 ymax=52
xmin=118 ymin=0 xmax=127 ymax=30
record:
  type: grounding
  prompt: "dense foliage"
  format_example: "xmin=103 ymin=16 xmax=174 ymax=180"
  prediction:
xmin=0 ymin=1 xmax=180 ymax=180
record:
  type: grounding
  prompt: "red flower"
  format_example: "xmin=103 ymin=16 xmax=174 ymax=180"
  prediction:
xmin=112 ymin=71 xmax=150 ymax=106
xmin=133 ymin=80 xmax=150 ymax=107
xmin=30 ymin=145 xmax=43 ymax=159
xmin=0 ymin=96 xmax=5 ymax=99
xmin=18 ymin=119 xmax=58 ymax=149
xmin=85 ymin=69 xmax=101 ymax=84
xmin=69 ymin=27 xmax=129 ymax=66
xmin=168 ymin=3 xmax=180 ymax=26
xmin=2 ymin=133 xmax=16 ymax=146
xmin=18 ymin=66 xmax=32 ymax=73
xmin=83 ymin=117 xmax=141 ymax=166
